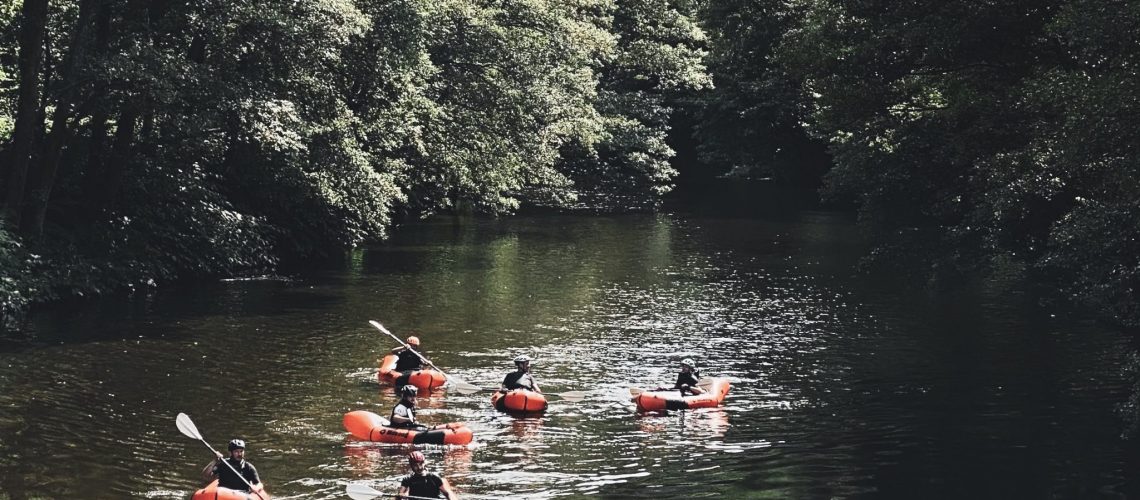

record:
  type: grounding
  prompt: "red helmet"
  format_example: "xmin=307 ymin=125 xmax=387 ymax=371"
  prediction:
xmin=408 ymin=451 xmax=425 ymax=464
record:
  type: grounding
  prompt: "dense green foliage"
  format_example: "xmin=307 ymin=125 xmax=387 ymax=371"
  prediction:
xmin=2 ymin=0 xmax=1139 ymax=332
xmin=694 ymin=0 xmax=1140 ymax=327
xmin=0 ymin=0 xmax=706 ymax=321
xmin=692 ymin=0 xmax=828 ymax=185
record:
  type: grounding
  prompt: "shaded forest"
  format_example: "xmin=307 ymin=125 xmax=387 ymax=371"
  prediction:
xmin=1 ymin=0 xmax=1138 ymax=338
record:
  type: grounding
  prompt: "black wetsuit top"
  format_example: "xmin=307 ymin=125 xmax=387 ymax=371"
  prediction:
xmin=395 ymin=350 xmax=424 ymax=372
xmin=400 ymin=472 xmax=445 ymax=498
xmin=501 ymin=371 xmax=536 ymax=391
xmin=674 ymin=370 xmax=701 ymax=390
xmin=212 ymin=458 xmax=260 ymax=490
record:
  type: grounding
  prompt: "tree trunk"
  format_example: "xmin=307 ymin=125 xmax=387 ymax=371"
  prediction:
xmin=82 ymin=0 xmax=114 ymax=211
xmin=85 ymin=1 xmax=113 ymax=169
xmin=99 ymin=104 xmax=139 ymax=207
xmin=24 ymin=0 xmax=99 ymax=236
xmin=2 ymin=0 xmax=50 ymax=229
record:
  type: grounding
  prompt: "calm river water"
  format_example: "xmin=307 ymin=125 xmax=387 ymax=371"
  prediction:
xmin=0 ymin=187 xmax=1134 ymax=499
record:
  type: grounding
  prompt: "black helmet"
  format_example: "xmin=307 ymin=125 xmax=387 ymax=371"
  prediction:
xmin=227 ymin=439 xmax=246 ymax=451
xmin=399 ymin=385 xmax=419 ymax=397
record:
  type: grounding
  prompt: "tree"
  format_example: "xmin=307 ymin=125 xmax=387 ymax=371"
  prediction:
xmin=2 ymin=0 xmax=48 ymax=228
xmin=560 ymin=0 xmax=711 ymax=202
xmin=692 ymin=0 xmax=828 ymax=185
xmin=774 ymin=0 xmax=1062 ymax=274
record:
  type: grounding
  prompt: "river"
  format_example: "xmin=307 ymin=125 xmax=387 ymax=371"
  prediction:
xmin=0 ymin=186 xmax=1133 ymax=498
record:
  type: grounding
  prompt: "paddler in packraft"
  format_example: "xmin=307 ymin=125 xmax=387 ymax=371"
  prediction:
xmin=391 ymin=335 xmax=425 ymax=372
xmin=498 ymin=355 xmax=542 ymax=393
xmin=397 ymin=451 xmax=459 ymax=499
xmin=390 ymin=385 xmax=428 ymax=430
xmin=201 ymin=438 xmax=263 ymax=491
xmin=656 ymin=358 xmax=705 ymax=396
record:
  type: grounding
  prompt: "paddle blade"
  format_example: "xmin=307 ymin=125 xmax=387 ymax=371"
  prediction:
xmin=449 ymin=377 xmax=484 ymax=394
xmin=346 ymin=483 xmax=384 ymax=500
xmin=554 ymin=391 xmax=587 ymax=402
xmin=175 ymin=413 xmax=203 ymax=441
xmin=697 ymin=377 xmax=715 ymax=390
xmin=368 ymin=320 xmax=393 ymax=337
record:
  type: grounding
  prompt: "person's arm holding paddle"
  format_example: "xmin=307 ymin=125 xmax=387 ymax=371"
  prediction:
xmin=500 ymin=355 xmax=541 ymax=393
xmin=369 ymin=321 xmax=484 ymax=393
xmin=391 ymin=336 xmax=426 ymax=371
xmin=675 ymin=359 xmax=705 ymax=395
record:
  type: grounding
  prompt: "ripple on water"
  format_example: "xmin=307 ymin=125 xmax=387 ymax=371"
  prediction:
xmin=1 ymin=213 xmax=1132 ymax=498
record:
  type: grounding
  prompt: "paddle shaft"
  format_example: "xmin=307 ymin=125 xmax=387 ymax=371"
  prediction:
xmin=197 ymin=439 xmax=267 ymax=500
xmin=514 ymin=389 xmax=583 ymax=401
xmin=371 ymin=321 xmax=445 ymax=373
xmin=175 ymin=413 xmax=266 ymax=500
xmin=349 ymin=482 xmax=501 ymax=500
xmin=370 ymin=321 xmax=484 ymax=394
xmin=631 ymin=377 xmax=716 ymax=397
xmin=375 ymin=493 xmax=472 ymax=500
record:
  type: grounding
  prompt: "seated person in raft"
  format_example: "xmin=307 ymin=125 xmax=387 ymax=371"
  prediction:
xmin=391 ymin=335 xmax=425 ymax=372
xmin=654 ymin=358 xmax=705 ymax=396
xmin=201 ymin=439 xmax=262 ymax=491
xmin=498 ymin=355 xmax=541 ymax=393
xmin=398 ymin=451 xmax=459 ymax=500
xmin=390 ymin=385 xmax=428 ymax=430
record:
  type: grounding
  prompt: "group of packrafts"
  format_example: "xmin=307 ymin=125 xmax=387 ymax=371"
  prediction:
xmin=177 ymin=320 xmax=732 ymax=499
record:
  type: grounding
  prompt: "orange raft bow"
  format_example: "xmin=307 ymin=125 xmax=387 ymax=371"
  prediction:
xmin=491 ymin=389 xmax=548 ymax=413
xmin=633 ymin=378 xmax=731 ymax=412
xmin=378 ymin=354 xmax=447 ymax=390
xmin=192 ymin=479 xmax=270 ymax=500
xmin=343 ymin=410 xmax=473 ymax=445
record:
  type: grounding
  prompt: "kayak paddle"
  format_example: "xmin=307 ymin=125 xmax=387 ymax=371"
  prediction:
xmin=175 ymin=412 xmax=267 ymax=500
xmin=346 ymin=483 xmax=438 ymax=500
xmin=481 ymin=387 xmax=588 ymax=401
xmin=346 ymin=482 xmax=504 ymax=500
xmin=370 ymin=320 xmax=484 ymax=394
xmin=547 ymin=390 xmax=587 ymax=402
xmin=629 ymin=377 xmax=716 ymax=397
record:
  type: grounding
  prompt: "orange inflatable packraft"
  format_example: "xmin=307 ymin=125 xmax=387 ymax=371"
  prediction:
xmin=633 ymin=378 xmax=731 ymax=412
xmin=378 ymin=354 xmax=447 ymax=390
xmin=191 ymin=479 xmax=270 ymax=500
xmin=343 ymin=410 xmax=473 ymax=445
xmin=491 ymin=389 xmax=548 ymax=413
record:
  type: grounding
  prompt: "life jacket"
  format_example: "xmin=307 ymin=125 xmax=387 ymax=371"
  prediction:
xmin=503 ymin=371 xmax=535 ymax=390
xmin=395 ymin=350 xmax=423 ymax=372
xmin=390 ymin=401 xmax=417 ymax=427
xmin=215 ymin=458 xmax=259 ymax=490
xmin=675 ymin=370 xmax=701 ymax=390
xmin=401 ymin=472 xmax=444 ymax=498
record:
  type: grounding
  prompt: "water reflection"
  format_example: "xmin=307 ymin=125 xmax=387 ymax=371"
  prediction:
xmin=1 ymin=209 xmax=1133 ymax=498
xmin=635 ymin=407 xmax=730 ymax=441
xmin=505 ymin=416 xmax=545 ymax=441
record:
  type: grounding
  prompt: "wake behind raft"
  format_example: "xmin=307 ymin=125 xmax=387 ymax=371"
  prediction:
xmin=633 ymin=378 xmax=732 ymax=412
xmin=343 ymin=410 xmax=473 ymax=445
xmin=192 ymin=479 xmax=270 ymax=500
xmin=378 ymin=354 xmax=448 ymax=391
